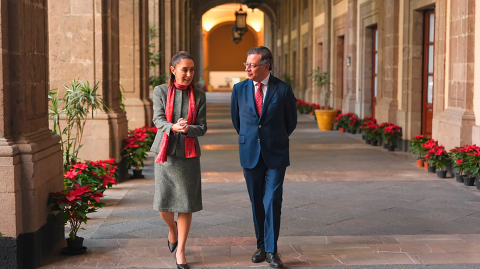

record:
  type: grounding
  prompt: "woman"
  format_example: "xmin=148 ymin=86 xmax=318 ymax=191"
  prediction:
xmin=151 ymin=51 xmax=207 ymax=269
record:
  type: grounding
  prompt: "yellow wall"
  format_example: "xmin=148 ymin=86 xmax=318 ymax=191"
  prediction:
xmin=207 ymin=23 xmax=257 ymax=71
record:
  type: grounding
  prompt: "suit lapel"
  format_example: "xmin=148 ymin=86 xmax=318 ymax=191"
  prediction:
xmin=260 ymin=75 xmax=278 ymax=121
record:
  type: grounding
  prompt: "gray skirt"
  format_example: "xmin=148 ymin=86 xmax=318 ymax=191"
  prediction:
xmin=153 ymin=155 xmax=203 ymax=213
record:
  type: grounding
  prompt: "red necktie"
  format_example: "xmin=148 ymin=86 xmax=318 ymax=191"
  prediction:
xmin=255 ymin=82 xmax=263 ymax=116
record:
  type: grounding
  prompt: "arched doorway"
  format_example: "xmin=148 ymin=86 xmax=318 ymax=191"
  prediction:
xmin=191 ymin=1 xmax=276 ymax=90
xmin=206 ymin=22 xmax=257 ymax=91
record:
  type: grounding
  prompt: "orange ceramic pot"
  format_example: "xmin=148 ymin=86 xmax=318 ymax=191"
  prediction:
xmin=314 ymin=109 xmax=338 ymax=131
xmin=416 ymin=159 xmax=424 ymax=168
xmin=424 ymin=162 xmax=428 ymax=170
xmin=338 ymin=127 xmax=346 ymax=133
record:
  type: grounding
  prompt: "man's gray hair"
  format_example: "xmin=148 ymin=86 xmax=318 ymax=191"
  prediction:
xmin=247 ymin=46 xmax=273 ymax=71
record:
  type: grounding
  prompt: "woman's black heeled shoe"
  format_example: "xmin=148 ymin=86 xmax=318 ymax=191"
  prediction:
xmin=176 ymin=261 xmax=189 ymax=269
xmin=167 ymin=221 xmax=178 ymax=253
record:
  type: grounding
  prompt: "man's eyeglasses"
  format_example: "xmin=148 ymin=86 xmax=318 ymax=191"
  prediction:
xmin=243 ymin=62 xmax=264 ymax=69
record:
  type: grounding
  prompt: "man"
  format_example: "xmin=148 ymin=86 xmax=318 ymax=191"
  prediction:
xmin=231 ymin=46 xmax=297 ymax=268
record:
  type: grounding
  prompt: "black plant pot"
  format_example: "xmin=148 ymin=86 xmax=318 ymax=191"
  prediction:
xmin=436 ymin=171 xmax=447 ymax=178
xmin=365 ymin=139 xmax=371 ymax=144
xmin=463 ymin=176 xmax=475 ymax=186
xmin=371 ymin=140 xmax=378 ymax=146
xmin=427 ymin=165 xmax=436 ymax=173
xmin=62 ymin=237 xmax=87 ymax=255
xmin=476 ymin=178 xmax=480 ymax=190
xmin=455 ymin=173 xmax=464 ymax=183
xmin=387 ymin=144 xmax=396 ymax=152
xmin=362 ymin=134 xmax=365 ymax=140
xmin=131 ymin=169 xmax=145 ymax=179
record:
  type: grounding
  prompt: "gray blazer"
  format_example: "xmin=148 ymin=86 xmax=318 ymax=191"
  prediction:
xmin=150 ymin=84 xmax=207 ymax=157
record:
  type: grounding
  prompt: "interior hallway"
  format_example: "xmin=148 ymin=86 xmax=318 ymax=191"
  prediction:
xmin=39 ymin=93 xmax=480 ymax=268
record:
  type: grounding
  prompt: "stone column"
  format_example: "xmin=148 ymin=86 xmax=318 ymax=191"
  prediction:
xmin=48 ymin=0 xmax=128 ymax=162
xmin=119 ymin=0 xmax=152 ymax=129
xmin=163 ymin=0 xmax=172 ymax=73
xmin=149 ymin=0 xmax=160 ymax=98
xmin=376 ymin=0 xmax=399 ymax=124
xmin=323 ymin=0 xmax=332 ymax=108
xmin=433 ymin=0 xmax=476 ymax=149
xmin=0 ymin=1 xmax=64 ymax=268
xmin=342 ymin=0 xmax=357 ymax=112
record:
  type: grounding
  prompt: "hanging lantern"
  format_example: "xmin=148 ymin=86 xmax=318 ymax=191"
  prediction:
xmin=241 ymin=0 xmax=264 ymax=11
xmin=232 ymin=26 xmax=242 ymax=44
xmin=234 ymin=6 xmax=247 ymax=36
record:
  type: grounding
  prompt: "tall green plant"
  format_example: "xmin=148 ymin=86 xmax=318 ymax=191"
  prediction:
xmin=49 ymin=80 xmax=108 ymax=170
xmin=309 ymin=67 xmax=333 ymax=109
xmin=149 ymin=26 xmax=168 ymax=87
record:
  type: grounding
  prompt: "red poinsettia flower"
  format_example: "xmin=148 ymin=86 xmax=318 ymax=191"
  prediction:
xmin=65 ymin=170 xmax=80 ymax=179
xmin=73 ymin=163 xmax=89 ymax=170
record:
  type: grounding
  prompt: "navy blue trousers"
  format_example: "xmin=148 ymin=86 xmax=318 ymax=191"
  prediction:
xmin=243 ymin=155 xmax=286 ymax=253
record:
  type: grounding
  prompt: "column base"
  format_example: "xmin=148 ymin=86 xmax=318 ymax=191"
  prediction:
xmin=375 ymin=97 xmax=398 ymax=123
xmin=433 ymin=108 xmax=476 ymax=149
xmin=0 ymin=214 xmax=64 ymax=269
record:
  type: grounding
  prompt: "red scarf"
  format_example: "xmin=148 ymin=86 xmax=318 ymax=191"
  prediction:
xmin=155 ymin=82 xmax=198 ymax=163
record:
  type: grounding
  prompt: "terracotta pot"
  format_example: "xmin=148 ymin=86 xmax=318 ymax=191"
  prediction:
xmin=314 ymin=109 xmax=338 ymax=131
xmin=416 ymin=159 xmax=424 ymax=168
xmin=424 ymin=162 xmax=428 ymax=170
xmin=338 ymin=127 xmax=345 ymax=133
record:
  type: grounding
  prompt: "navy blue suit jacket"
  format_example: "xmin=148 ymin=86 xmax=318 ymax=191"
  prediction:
xmin=231 ymin=75 xmax=297 ymax=169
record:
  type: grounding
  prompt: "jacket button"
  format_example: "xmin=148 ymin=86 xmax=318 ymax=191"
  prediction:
xmin=257 ymin=139 xmax=260 ymax=142
xmin=259 ymin=125 xmax=262 ymax=128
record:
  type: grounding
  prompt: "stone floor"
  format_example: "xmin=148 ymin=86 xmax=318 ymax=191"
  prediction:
xmin=39 ymin=92 xmax=480 ymax=269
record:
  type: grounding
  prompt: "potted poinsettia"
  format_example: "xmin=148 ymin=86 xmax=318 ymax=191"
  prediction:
xmin=449 ymin=146 xmax=466 ymax=183
xmin=47 ymin=184 xmax=104 ymax=254
xmin=382 ymin=124 xmax=402 ymax=151
xmin=122 ymin=127 xmax=157 ymax=178
xmin=410 ymin=135 xmax=430 ymax=167
xmin=359 ymin=117 xmax=376 ymax=140
xmin=422 ymin=139 xmax=439 ymax=171
xmin=458 ymin=145 xmax=480 ymax=186
xmin=364 ymin=122 xmax=380 ymax=146
xmin=347 ymin=114 xmax=360 ymax=134
xmin=65 ymin=159 xmax=118 ymax=193
xmin=425 ymin=145 xmax=450 ymax=178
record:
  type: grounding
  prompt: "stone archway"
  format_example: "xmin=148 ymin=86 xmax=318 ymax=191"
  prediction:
xmin=190 ymin=0 xmax=277 ymax=83
xmin=205 ymin=22 xmax=258 ymax=91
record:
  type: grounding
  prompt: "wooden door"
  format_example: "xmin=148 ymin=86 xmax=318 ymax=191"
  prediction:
xmin=422 ymin=10 xmax=435 ymax=136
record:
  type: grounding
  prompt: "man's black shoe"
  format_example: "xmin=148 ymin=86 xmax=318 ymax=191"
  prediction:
xmin=266 ymin=252 xmax=283 ymax=268
xmin=251 ymin=247 xmax=266 ymax=263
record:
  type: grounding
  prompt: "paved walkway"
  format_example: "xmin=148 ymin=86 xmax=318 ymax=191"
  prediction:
xmin=40 ymin=93 xmax=480 ymax=268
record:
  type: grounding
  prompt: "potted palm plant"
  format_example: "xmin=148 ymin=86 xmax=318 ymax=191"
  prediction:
xmin=310 ymin=67 xmax=336 ymax=131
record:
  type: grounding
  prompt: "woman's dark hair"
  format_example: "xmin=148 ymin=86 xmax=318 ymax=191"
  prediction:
xmin=247 ymin=46 xmax=273 ymax=71
xmin=168 ymin=51 xmax=196 ymax=88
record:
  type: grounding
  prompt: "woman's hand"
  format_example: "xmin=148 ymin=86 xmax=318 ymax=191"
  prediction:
xmin=171 ymin=118 xmax=189 ymax=134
